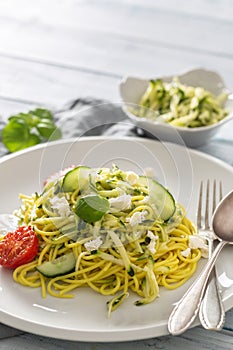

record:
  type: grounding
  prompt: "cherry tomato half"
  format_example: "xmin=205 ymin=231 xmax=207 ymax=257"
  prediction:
xmin=0 ymin=226 xmax=38 ymax=269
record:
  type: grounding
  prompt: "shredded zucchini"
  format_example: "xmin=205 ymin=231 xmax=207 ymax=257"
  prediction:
xmin=130 ymin=77 xmax=228 ymax=128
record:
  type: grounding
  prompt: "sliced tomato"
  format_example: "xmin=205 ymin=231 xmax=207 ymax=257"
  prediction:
xmin=0 ymin=226 xmax=38 ymax=269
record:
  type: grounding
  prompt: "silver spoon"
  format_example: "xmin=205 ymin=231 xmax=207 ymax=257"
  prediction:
xmin=168 ymin=190 xmax=233 ymax=336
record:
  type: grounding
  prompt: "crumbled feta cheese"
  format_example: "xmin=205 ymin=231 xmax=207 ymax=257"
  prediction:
xmin=126 ymin=210 xmax=148 ymax=227
xmin=147 ymin=230 xmax=158 ymax=254
xmin=125 ymin=171 xmax=139 ymax=185
xmin=50 ymin=196 xmax=71 ymax=217
xmin=189 ymin=235 xmax=209 ymax=258
xmin=189 ymin=235 xmax=206 ymax=249
xmin=109 ymin=194 xmax=132 ymax=213
xmin=115 ymin=186 xmax=125 ymax=196
xmin=144 ymin=167 xmax=156 ymax=178
xmin=30 ymin=204 xmax=37 ymax=220
xmin=180 ymin=247 xmax=191 ymax=257
xmin=84 ymin=236 xmax=103 ymax=252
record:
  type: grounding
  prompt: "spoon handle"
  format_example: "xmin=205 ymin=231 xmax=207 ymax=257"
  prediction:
xmin=199 ymin=239 xmax=225 ymax=330
xmin=168 ymin=240 xmax=226 ymax=335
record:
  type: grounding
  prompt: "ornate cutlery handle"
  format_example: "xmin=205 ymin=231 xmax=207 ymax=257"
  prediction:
xmin=199 ymin=238 xmax=225 ymax=330
xmin=199 ymin=268 xmax=225 ymax=329
xmin=168 ymin=241 xmax=226 ymax=335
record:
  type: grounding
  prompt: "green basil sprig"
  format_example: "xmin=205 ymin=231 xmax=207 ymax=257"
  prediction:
xmin=1 ymin=108 xmax=62 ymax=153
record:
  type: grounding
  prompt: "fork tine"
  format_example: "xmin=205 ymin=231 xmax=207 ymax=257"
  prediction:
xmin=197 ymin=181 xmax=203 ymax=228
xmin=205 ymin=179 xmax=210 ymax=229
xmin=219 ymin=181 xmax=223 ymax=201
xmin=212 ymin=179 xmax=216 ymax=215
xmin=212 ymin=180 xmax=223 ymax=215
xmin=198 ymin=180 xmax=222 ymax=231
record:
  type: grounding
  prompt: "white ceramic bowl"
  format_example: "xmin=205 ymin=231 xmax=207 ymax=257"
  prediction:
xmin=119 ymin=68 xmax=233 ymax=148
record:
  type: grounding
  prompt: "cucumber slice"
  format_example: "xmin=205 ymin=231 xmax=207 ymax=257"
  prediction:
xmin=75 ymin=194 xmax=109 ymax=224
xmin=36 ymin=252 xmax=76 ymax=277
xmin=138 ymin=176 xmax=175 ymax=221
xmin=62 ymin=166 xmax=91 ymax=192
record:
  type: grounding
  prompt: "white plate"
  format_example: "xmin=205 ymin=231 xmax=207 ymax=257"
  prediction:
xmin=0 ymin=136 xmax=233 ymax=342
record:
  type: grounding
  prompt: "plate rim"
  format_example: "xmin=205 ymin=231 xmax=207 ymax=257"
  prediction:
xmin=1 ymin=135 xmax=233 ymax=171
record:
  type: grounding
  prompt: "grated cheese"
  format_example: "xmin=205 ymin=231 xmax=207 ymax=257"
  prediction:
xmin=84 ymin=236 xmax=103 ymax=252
xmin=50 ymin=196 xmax=71 ymax=217
xmin=109 ymin=194 xmax=132 ymax=213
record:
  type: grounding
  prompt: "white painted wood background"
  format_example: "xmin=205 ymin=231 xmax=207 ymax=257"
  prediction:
xmin=0 ymin=1 xmax=233 ymax=349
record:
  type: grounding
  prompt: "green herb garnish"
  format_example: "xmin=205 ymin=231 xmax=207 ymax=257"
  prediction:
xmin=1 ymin=108 xmax=62 ymax=152
xmin=75 ymin=194 xmax=110 ymax=224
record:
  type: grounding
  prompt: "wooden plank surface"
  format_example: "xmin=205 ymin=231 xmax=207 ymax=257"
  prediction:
xmin=0 ymin=0 xmax=232 ymax=117
xmin=0 ymin=0 xmax=232 ymax=109
xmin=0 ymin=1 xmax=233 ymax=349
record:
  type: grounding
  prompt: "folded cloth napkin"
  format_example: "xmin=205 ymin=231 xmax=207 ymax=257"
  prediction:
xmin=54 ymin=97 xmax=141 ymax=145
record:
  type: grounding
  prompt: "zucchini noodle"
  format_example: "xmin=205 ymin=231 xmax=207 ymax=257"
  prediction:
xmin=130 ymin=77 xmax=228 ymax=127
xmin=13 ymin=164 xmax=205 ymax=315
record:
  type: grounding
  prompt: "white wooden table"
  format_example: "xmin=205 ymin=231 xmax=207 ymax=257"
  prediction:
xmin=1 ymin=1 xmax=233 ymax=349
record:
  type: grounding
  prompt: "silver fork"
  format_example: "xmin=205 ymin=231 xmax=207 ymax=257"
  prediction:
xmin=198 ymin=179 xmax=225 ymax=330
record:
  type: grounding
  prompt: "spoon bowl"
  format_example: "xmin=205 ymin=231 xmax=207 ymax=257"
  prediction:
xmin=168 ymin=189 xmax=233 ymax=335
xmin=213 ymin=190 xmax=233 ymax=242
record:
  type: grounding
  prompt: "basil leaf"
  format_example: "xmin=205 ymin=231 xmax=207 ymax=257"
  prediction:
xmin=2 ymin=119 xmax=40 ymax=152
xmin=36 ymin=122 xmax=62 ymax=140
xmin=9 ymin=113 xmax=39 ymax=127
xmin=31 ymin=108 xmax=54 ymax=121
xmin=75 ymin=195 xmax=110 ymax=224
xmin=1 ymin=108 xmax=62 ymax=153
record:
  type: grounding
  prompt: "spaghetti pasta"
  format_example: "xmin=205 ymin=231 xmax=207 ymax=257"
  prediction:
xmin=12 ymin=164 xmax=205 ymax=315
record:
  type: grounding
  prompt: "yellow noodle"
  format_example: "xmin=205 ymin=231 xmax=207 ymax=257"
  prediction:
xmin=12 ymin=166 xmax=205 ymax=314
